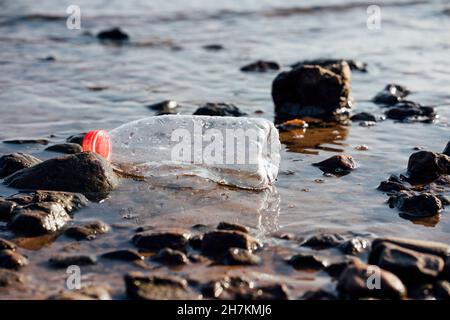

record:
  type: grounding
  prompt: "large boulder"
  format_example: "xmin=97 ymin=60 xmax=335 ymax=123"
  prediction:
xmin=3 ymin=152 xmax=118 ymax=198
xmin=272 ymin=61 xmax=352 ymax=122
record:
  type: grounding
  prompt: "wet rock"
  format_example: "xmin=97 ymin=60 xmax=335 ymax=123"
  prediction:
xmin=443 ymin=142 xmax=450 ymax=156
xmin=221 ymin=248 xmax=261 ymax=266
xmin=201 ymin=276 xmax=253 ymax=299
xmin=31 ymin=190 xmax=89 ymax=213
xmin=350 ymin=112 xmax=377 ymax=122
xmin=4 ymin=152 xmax=119 ymax=198
xmin=125 ymin=272 xmax=200 ymax=300
xmin=217 ymin=221 xmax=249 ymax=234
xmin=101 ymin=249 xmax=144 ymax=261
xmin=193 ymin=102 xmax=247 ymax=117
xmin=201 ymin=230 xmax=261 ymax=255
xmin=49 ymin=254 xmax=97 ymax=268
xmin=132 ymin=228 xmax=190 ymax=251
xmin=188 ymin=254 xmax=210 ymax=264
xmin=337 ymin=261 xmax=406 ymax=299
xmin=312 ymin=154 xmax=357 ymax=175
xmin=66 ymin=133 xmax=86 ymax=146
xmin=48 ymin=285 xmax=111 ymax=300
xmin=407 ymin=151 xmax=450 ymax=182
xmin=408 ymin=283 xmax=435 ymax=300
xmin=377 ymin=175 xmax=411 ymax=193
xmin=437 ymin=194 xmax=450 ymax=205
xmin=146 ymin=100 xmax=179 ymax=115
xmin=373 ymin=84 xmax=409 ymax=105
xmin=0 ymin=250 xmax=28 ymax=270
xmin=0 ymin=198 xmax=16 ymax=220
xmin=302 ymin=289 xmax=337 ymax=300
xmin=65 ymin=220 xmax=110 ymax=240
xmin=202 ymin=44 xmax=224 ymax=51
xmin=339 ymin=237 xmax=370 ymax=255
xmin=291 ymin=58 xmax=367 ymax=73
xmin=97 ymin=27 xmax=129 ymax=41
xmin=434 ymin=281 xmax=450 ymax=300
xmin=301 ymin=233 xmax=345 ymax=249
xmin=388 ymin=191 xmax=442 ymax=218
xmin=188 ymin=234 xmax=203 ymax=250
xmin=370 ymin=237 xmax=450 ymax=262
xmin=0 ymin=153 xmax=42 ymax=178
xmin=385 ymin=101 xmax=436 ymax=121
xmin=3 ymin=138 xmax=49 ymax=145
xmin=324 ymin=260 xmax=355 ymax=278
xmin=371 ymin=242 xmax=444 ymax=284
xmin=0 ymin=238 xmax=16 ymax=251
xmin=0 ymin=269 xmax=24 ymax=287
xmin=45 ymin=143 xmax=82 ymax=154
xmin=9 ymin=202 xmax=71 ymax=235
xmin=272 ymin=61 xmax=352 ymax=121
xmin=240 ymin=60 xmax=280 ymax=72
xmin=286 ymin=253 xmax=329 ymax=270
xmin=153 ymin=248 xmax=189 ymax=265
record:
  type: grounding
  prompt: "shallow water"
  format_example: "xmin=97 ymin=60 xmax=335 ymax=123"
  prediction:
xmin=1 ymin=0 xmax=450 ymax=299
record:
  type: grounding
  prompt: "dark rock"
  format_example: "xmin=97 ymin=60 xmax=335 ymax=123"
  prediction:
xmin=434 ymin=281 xmax=450 ymax=300
xmin=0 ymin=269 xmax=24 ymax=287
xmin=302 ymin=289 xmax=337 ymax=300
xmin=370 ymin=237 xmax=450 ymax=262
xmin=324 ymin=260 xmax=355 ymax=278
xmin=202 ymin=44 xmax=224 ymax=51
xmin=201 ymin=230 xmax=261 ymax=255
xmin=437 ymin=194 xmax=450 ymax=205
xmin=337 ymin=261 xmax=406 ymax=299
xmin=0 ymin=238 xmax=16 ymax=251
xmin=132 ymin=228 xmax=190 ymax=251
xmin=45 ymin=143 xmax=82 ymax=154
xmin=388 ymin=191 xmax=442 ymax=218
xmin=9 ymin=202 xmax=71 ymax=235
xmin=125 ymin=272 xmax=200 ymax=300
xmin=407 ymin=151 xmax=450 ymax=182
xmin=48 ymin=285 xmax=111 ymax=300
xmin=312 ymin=154 xmax=357 ymax=175
xmin=377 ymin=178 xmax=411 ymax=193
xmin=217 ymin=221 xmax=249 ymax=233
xmin=193 ymin=102 xmax=247 ymax=117
xmin=31 ymin=190 xmax=89 ymax=213
xmin=65 ymin=220 xmax=110 ymax=240
xmin=286 ymin=253 xmax=329 ymax=270
xmin=385 ymin=101 xmax=436 ymax=121
xmin=188 ymin=254 xmax=210 ymax=264
xmin=66 ymin=133 xmax=86 ymax=146
xmin=272 ymin=61 xmax=352 ymax=122
xmin=443 ymin=142 xmax=450 ymax=156
xmin=301 ymin=233 xmax=345 ymax=249
xmin=221 ymin=248 xmax=261 ymax=266
xmin=339 ymin=237 xmax=370 ymax=255
xmin=188 ymin=234 xmax=203 ymax=250
xmin=49 ymin=254 xmax=97 ymax=268
xmin=350 ymin=112 xmax=377 ymax=122
xmin=5 ymin=193 xmax=34 ymax=205
xmin=3 ymin=138 xmax=49 ymax=145
xmin=101 ymin=249 xmax=144 ymax=261
xmin=240 ymin=60 xmax=280 ymax=72
xmin=146 ymin=100 xmax=179 ymax=115
xmin=408 ymin=284 xmax=435 ymax=300
xmin=0 ymin=198 xmax=16 ymax=220
xmin=153 ymin=248 xmax=189 ymax=265
xmin=201 ymin=276 xmax=254 ymax=300
xmin=97 ymin=27 xmax=129 ymax=41
xmin=291 ymin=58 xmax=367 ymax=73
xmin=4 ymin=152 xmax=119 ymax=198
xmin=371 ymin=242 xmax=444 ymax=284
xmin=0 ymin=153 xmax=42 ymax=178
xmin=373 ymin=84 xmax=409 ymax=105
xmin=0 ymin=250 xmax=28 ymax=270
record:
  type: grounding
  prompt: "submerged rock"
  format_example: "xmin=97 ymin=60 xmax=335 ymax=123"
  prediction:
xmin=48 ymin=285 xmax=111 ymax=300
xmin=9 ymin=202 xmax=71 ymax=235
xmin=66 ymin=133 xmax=86 ymax=146
xmin=49 ymin=254 xmax=97 ymax=268
xmin=193 ymin=102 xmax=247 ymax=117
xmin=65 ymin=220 xmax=109 ymax=240
xmin=240 ymin=60 xmax=280 ymax=72
xmin=301 ymin=233 xmax=345 ymax=249
xmin=146 ymin=100 xmax=179 ymax=115
xmin=202 ymin=44 xmax=224 ymax=51
xmin=286 ymin=253 xmax=329 ymax=270
xmin=45 ymin=143 xmax=82 ymax=154
xmin=312 ymin=154 xmax=357 ymax=175
xmin=0 ymin=250 xmax=28 ymax=270
xmin=4 ymin=152 xmax=119 ymax=198
xmin=384 ymin=101 xmax=436 ymax=122
xmin=201 ymin=230 xmax=261 ymax=255
xmin=373 ymin=84 xmax=410 ymax=105
xmin=221 ymin=248 xmax=262 ymax=266
xmin=291 ymin=58 xmax=367 ymax=73
xmin=97 ymin=27 xmax=129 ymax=41
xmin=388 ymin=191 xmax=443 ymax=218
xmin=3 ymin=138 xmax=49 ymax=145
xmin=337 ymin=261 xmax=406 ymax=299
xmin=377 ymin=175 xmax=411 ymax=193
xmin=339 ymin=237 xmax=370 ymax=255
xmin=217 ymin=221 xmax=249 ymax=234
xmin=350 ymin=112 xmax=377 ymax=122
xmin=0 ymin=153 xmax=42 ymax=178
xmin=153 ymin=248 xmax=189 ymax=265
xmin=125 ymin=272 xmax=200 ymax=300
xmin=0 ymin=269 xmax=25 ymax=288
xmin=272 ymin=61 xmax=352 ymax=122
xmin=101 ymin=249 xmax=144 ymax=261
xmin=407 ymin=151 xmax=450 ymax=182
xmin=132 ymin=228 xmax=191 ymax=251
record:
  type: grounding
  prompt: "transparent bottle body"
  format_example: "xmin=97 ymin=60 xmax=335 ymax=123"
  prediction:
xmin=108 ymin=115 xmax=281 ymax=190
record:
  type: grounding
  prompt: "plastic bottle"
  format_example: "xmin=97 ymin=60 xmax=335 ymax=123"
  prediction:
xmin=82 ymin=115 xmax=281 ymax=190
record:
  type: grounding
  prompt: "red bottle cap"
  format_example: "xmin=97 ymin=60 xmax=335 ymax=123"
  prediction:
xmin=82 ymin=130 xmax=111 ymax=160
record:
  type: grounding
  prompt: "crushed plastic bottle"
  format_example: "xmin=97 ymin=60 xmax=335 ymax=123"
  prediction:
xmin=82 ymin=115 xmax=281 ymax=190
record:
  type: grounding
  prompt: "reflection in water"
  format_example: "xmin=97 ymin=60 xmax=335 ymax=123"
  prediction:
xmin=279 ymin=122 xmax=349 ymax=155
